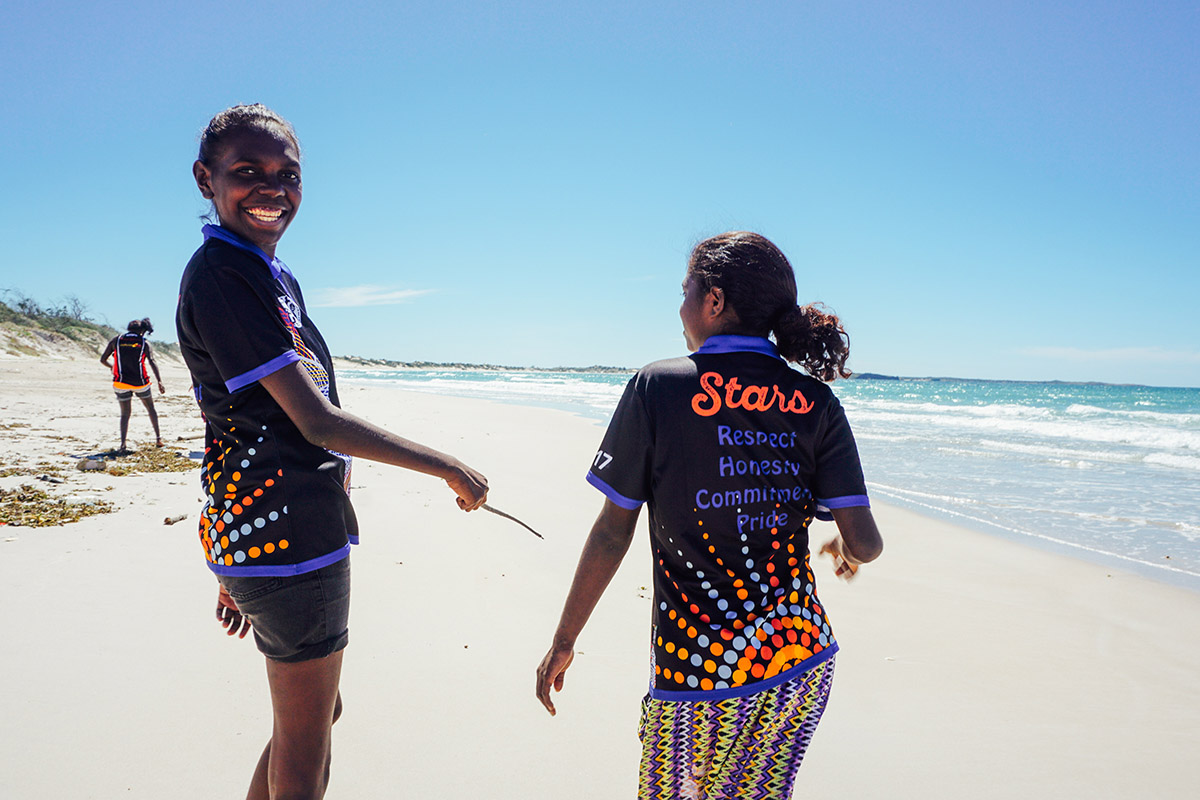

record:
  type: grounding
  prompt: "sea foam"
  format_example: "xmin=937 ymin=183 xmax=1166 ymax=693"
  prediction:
xmin=341 ymin=369 xmax=1200 ymax=588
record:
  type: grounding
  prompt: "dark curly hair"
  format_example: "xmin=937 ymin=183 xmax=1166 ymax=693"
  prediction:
xmin=687 ymin=231 xmax=851 ymax=382
xmin=197 ymin=103 xmax=300 ymax=165
xmin=126 ymin=317 xmax=153 ymax=335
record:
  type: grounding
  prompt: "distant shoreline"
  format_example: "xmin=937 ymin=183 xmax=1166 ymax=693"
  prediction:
xmin=848 ymin=371 xmax=1182 ymax=388
xmin=334 ymin=355 xmax=634 ymax=374
xmin=2 ymin=297 xmax=1192 ymax=389
xmin=336 ymin=357 xmax=1196 ymax=390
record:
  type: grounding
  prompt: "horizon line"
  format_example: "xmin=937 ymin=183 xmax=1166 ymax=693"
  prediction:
xmin=333 ymin=356 xmax=1200 ymax=391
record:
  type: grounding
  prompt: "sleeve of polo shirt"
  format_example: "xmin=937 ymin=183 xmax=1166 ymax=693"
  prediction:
xmin=811 ymin=391 xmax=869 ymax=520
xmin=586 ymin=373 xmax=654 ymax=509
xmin=185 ymin=260 xmax=301 ymax=393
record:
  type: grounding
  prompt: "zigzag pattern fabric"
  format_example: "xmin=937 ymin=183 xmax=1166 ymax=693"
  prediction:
xmin=637 ymin=656 xmax=834 ymax=799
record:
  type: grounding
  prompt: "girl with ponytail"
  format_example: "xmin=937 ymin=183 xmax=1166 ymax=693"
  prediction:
xmin=686 ymin=231 xmax=851 ymax=381
xmin=538 ymin=231 xmax=882 ymax=800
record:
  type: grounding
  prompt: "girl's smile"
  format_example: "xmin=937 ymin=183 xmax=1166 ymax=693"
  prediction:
xmin=193 ymin=126 xmax=301 ymax=258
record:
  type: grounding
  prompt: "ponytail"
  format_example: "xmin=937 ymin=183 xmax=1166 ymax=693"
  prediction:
xmin=688 ymin=231 xmax=853 ymax=382
xmin=126 ymin=317 xmax=154 ymax=335
xmin=773 ymin=304 xmax=851 ymax=382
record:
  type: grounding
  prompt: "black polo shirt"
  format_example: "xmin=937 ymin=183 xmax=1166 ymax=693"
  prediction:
xmin=111 ymin=332 xmax=150 ymax=388
xmin=587 ymin=335 xmax=868 ymax=699
xmin=176 ymin=225 xmax=357 ymax=577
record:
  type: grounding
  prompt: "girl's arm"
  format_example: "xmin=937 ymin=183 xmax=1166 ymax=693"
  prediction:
xmin=536 ymin=499 xmax=640 ymax=715
xmin=99 ymin=337 xmax=116 ymax=366
xmin=821 ymin=505 xmax=883 ymax=580
xmin=257 ymin=362 xmax=488 ymax=510
xmin=144 ymin=342 xmax=165 ymax=391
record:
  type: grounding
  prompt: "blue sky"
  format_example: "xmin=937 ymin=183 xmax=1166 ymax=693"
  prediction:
xmin=2 ymin=1 xmax=1196 ymax=386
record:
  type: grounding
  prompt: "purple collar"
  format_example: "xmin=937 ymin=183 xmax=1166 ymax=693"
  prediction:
xmin=202 ymin=224 xmax=292 ymax=281
xmin=695 ymin=335 xmax=781 ymax=359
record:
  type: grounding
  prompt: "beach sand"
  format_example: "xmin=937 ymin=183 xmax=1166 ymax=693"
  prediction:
xmin=2 ymin=357 xmax=1198 ymax=798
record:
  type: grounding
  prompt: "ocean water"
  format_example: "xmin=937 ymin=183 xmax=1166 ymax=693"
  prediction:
xmin=341 ymin=368 xmax=1200 ymax=590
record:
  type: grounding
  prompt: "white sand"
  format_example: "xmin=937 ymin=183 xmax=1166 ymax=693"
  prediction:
xmin=1 ymin=358 xmax=1198 ymax=798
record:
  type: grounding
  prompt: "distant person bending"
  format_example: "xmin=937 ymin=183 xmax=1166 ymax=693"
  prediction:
xmin=100 ymin=317 xmax=165 ymax=451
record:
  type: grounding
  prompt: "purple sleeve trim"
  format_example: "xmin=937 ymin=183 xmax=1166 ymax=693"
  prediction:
xmin=814 ymin=494 xmax=870 ymax=521
xmin=205 ymin=544 xmax=350 ymax=577
xmin=225 ymin=351 xmax=301 ymax=393
xmin=586 ymin=471 xmax=644 ymax=510
xmin=649 ymin=643 xmax=838 ymax=701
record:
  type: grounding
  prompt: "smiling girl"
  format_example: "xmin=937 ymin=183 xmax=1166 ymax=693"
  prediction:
xmin=176 ymin=104 xmax=488 ymax=799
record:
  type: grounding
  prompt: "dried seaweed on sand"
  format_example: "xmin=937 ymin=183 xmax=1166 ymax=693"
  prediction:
xmin=0 ymin=485 xmax=114 ymax=527
xmin=96 ymin=446 xmax=197 ymax=476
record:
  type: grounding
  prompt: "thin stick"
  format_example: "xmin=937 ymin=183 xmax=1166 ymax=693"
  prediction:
xmin=482 ymin=503 xmax=544 ymax=539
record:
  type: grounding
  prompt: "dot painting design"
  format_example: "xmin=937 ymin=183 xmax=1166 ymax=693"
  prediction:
xmin=275 ymin=295 xmax=352 ymax=494
xmin=197 ymin=419 xmax=290 ymax=567
xmin=651 ymin=494 xmax=833 ymax=693
xmin=276 ymin=300 xmax=330 ymax=395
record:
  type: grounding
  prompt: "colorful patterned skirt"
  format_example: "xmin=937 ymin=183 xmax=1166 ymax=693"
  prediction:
xmin=637 ymin=656 xmax=835 ymax=799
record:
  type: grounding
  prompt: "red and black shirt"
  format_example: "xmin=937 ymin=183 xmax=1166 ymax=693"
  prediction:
xmin=111 ymin=332 xmax=150 ymax=389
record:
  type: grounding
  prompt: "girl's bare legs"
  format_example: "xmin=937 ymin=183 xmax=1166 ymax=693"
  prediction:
xmin=138 ymin=394 xmax=163 ymax=446
xmin=246 ymin=651 xmax=345 ymax=800
xmin=247 ymin=691 xmax=344 ymax=800
xmin=117 ymin=398 xmax=132 ymax=451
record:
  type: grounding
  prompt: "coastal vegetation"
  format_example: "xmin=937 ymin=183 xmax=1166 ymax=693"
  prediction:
xmin=0 ymin=293 xmax=180 ymax=359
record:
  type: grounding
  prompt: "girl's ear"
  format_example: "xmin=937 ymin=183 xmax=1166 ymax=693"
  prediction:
xmin=193 ymin=160 xmax=214 ymax=199
xmin=707 ymin=286 xmax=727 ymax=319
xmin=708 ymin=286 xmax=742 ymax=330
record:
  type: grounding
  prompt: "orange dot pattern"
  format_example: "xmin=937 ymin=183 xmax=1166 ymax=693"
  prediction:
xmin=650 ymin=495 xmax=834 ymax=694
xmin=197 ymin=415 xmax=291 ymax=569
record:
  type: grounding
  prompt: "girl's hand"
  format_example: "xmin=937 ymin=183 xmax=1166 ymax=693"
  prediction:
xmin=216 ymin=584 xmax=251 ymax=638
xmin=535 ymin=643 xmax=575 ymax=716
xmin=446 ymin=461 xmax=488 ymax=511
xmin=820 ymin=537 xmax=861 ymax=581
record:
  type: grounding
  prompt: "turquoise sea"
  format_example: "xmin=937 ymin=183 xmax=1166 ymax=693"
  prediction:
xmin=341 ymin=368 xmax=1200 ymax=590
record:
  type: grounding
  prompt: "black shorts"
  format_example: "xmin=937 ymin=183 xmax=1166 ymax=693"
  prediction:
xmin=218 ymin=556 xmax=351 ymax=662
